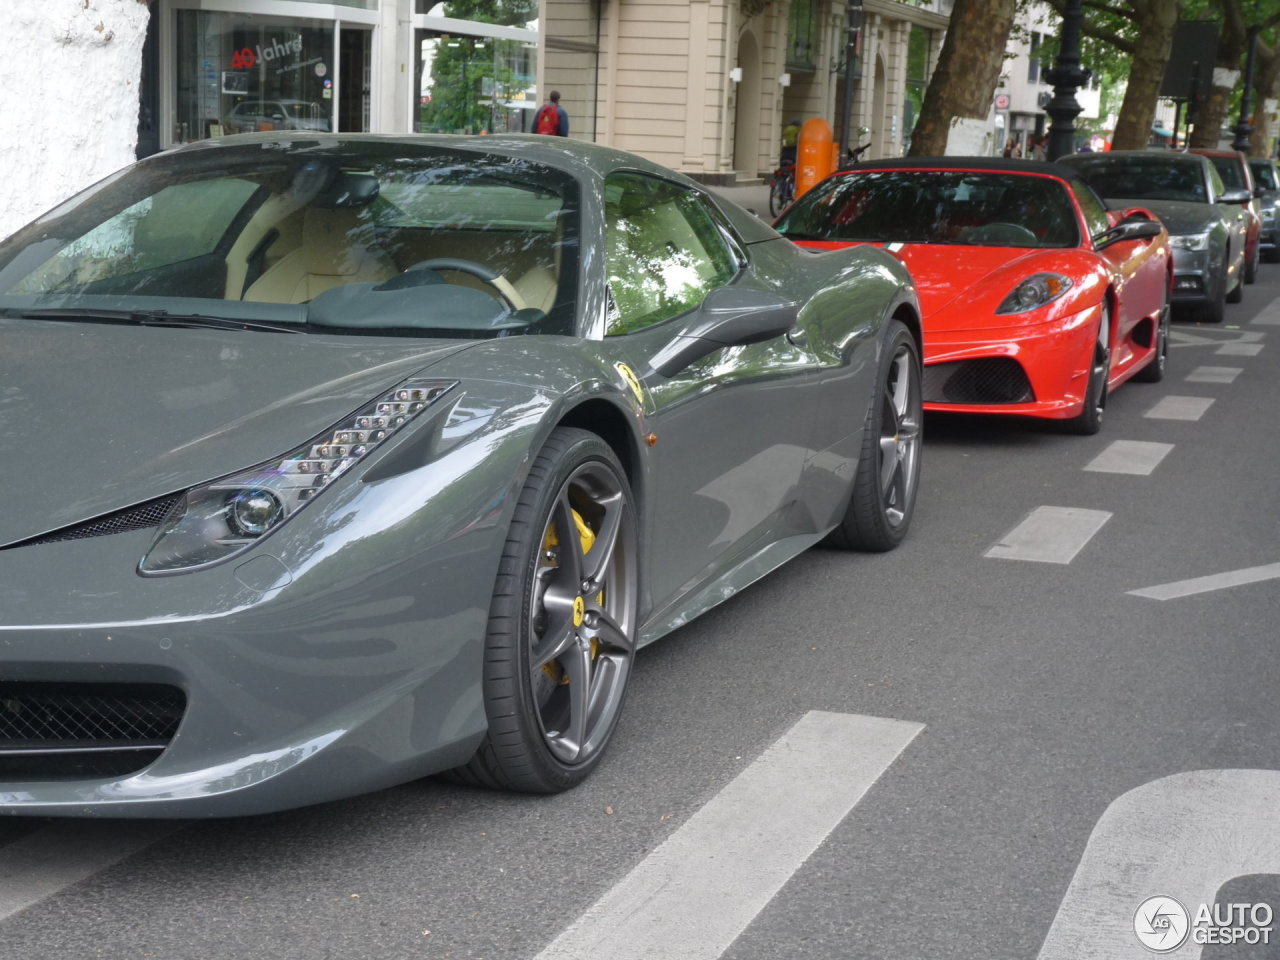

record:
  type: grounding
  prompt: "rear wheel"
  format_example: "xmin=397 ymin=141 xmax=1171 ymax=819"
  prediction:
xmin=1135 ymin=301 xmax=1169 ymax=384
xmin=1245 ymin=238 xmax=1260 ymax=283
xmin=826 ymin=319 xmax=922 ymax=552
xmin=456 ymin=428 xmax=638 ymax=793
xmin=1202 ymin=264 xmax=1227 ymax=323
xmin=1065 ymin=305 xmax=1110 ymax=435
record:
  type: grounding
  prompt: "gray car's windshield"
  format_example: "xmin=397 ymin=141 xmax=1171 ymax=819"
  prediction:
xmin=1063 ymin=157 xmax=1208 ymax=203
xmin=775 ymin=170 xmax=1079 ymax=247
xmin=0 ymin=140 xmax=580 ymax=338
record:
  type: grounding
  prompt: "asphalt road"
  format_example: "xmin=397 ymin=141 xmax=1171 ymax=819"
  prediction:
xmin=3 ymin=266 xmax=1280 ymax=960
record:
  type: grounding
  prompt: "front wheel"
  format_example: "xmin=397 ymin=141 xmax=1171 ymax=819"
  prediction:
xmin=456 ymin=428 xmax=638 ymax=793
xmin=826 ymin=319 xmax=922 ymax=552
xmin=1065 ymin=305 xmax=1110 ymax=435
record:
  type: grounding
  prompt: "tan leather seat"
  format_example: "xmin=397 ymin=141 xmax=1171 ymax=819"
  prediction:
xmin=244 ymin=206 xmax=395 ymax=303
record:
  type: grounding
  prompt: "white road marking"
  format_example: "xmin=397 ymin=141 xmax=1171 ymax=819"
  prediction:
xmin=1170 ymin=329 xmax=1263 ymax=348
xmin=1084 ymin=440 xmax=1174 ymax=476
xmin=1250 ymin=304 xmax=1280 ymax=325
xmin=0 ymin=821 xmax=181 ymax=921
xmin=1185 ymin=365 xmax=1242 ymax=384
xmin=1216 ymin=342 xmax=1264 ymax=356
xmin=1128 ymin=561 xmax=1280 ymax=600
xmin=985 ymin=506 xmax=1111 ymax=564
xmin=1144 ymin=395 xmax=1215 ymax=421
xmin=1037 ymin=769 xmax=1280 ymax=960
xmin=533 ymin=711 xmax=923 ymax=960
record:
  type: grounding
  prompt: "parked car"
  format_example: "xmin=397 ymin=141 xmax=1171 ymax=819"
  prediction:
xmin=773 ymin=158 xmax=1171 ymax=434
xmin=1190 ymin=148 xmax=1262 ymax=283
xmin=1248 ymin=156 xmax=1280 ymax=263
xmin=0 ymin=133 xmax=922 ymax=815
xmin=1059 ymin=150 xmax=1251 ymax=322
xmin=226 ymin=99 xmax=330 ymax=133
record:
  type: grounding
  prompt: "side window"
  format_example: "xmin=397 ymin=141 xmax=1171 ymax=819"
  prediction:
xmin=603 ymin=172 xmax=738 ymax=336
xmin=1070 ymin=180 xmax=1110 ymax=239
xmin=1207 ymin=162 xmax=1226 ymax=200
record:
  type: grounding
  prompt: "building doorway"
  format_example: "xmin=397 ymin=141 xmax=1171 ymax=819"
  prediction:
xmin=338 ymin=27 xmax=371 ymax=132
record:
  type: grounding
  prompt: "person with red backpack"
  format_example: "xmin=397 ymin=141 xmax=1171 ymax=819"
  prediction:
xmin=534 ymin=90 xmax=569 ymax=137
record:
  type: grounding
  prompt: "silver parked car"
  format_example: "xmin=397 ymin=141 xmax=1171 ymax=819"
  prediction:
xmin=1248 ymin=156 xmax=1280 ymax=263
xmin=0 ymin=134 xmax=922 ymax=816
xmin=226 ymin=99 xmax=330 ymax=134
xmin=1059 ymin=150 xmax=1251 ymax=322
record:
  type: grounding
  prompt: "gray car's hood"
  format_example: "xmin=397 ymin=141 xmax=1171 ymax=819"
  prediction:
xmin=0 ymin=319 xmax=472 ymax=546
xmin=1110 ymin=198 xmax=1223 ymax=236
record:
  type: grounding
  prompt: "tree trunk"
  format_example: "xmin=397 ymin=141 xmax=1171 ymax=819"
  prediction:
xmin=907 ymin=0 xmax=1017 ymax=157
xmin=1190 ymin=0 xmax=1247 ymax=148
xmin=1249 ymin=38 xmax=1279 ymax=157
xmin=1111 ymin=0 xmax=1183 ymax=150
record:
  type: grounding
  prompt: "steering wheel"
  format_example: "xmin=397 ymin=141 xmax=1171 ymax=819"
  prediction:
xmin=401 ymin=258 xmax=529 ymax=311
xmin=961 ymin=222 xmax=1039 ymax=246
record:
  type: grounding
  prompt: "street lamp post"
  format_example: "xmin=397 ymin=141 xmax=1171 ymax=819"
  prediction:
xmin=1233 ymin=32 xmax=1259 ymax=153
xmin=1043 ymin=0 xmax=1091 ymax=161
xmin=838 ymin=0 xmax=863 ymax=159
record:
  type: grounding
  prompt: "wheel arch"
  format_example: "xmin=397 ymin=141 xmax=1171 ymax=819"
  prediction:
xmin=555 ymin=398 xmax=645 ymax=507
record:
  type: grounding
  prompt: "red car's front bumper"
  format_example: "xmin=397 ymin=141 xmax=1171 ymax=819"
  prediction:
xmin=922 ymin=301 xmax=1103 ymax=419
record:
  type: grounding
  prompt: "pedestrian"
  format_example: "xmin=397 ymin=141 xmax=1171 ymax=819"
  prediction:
xmin=534 ymin=90 xmax=569 ymax=137
xmin=1002 ymin=137 xmax=1017 ymax=158
xmin=780 ymin=118 xmax=801 ymax=167
xmin=1031 ymin=135 xmax=1048 ymax=161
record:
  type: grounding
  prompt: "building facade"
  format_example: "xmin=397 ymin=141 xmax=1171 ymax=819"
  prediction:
xmin=1 ymin=0 xmax=954 ymax=237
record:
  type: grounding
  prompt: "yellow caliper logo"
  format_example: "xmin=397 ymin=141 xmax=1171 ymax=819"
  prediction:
xmin=573 ymin=595 xmax=586 ymax=628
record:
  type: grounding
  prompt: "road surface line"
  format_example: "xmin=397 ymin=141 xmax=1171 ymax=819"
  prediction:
xmin=1216 ymin=342 xmax=1264 ymax=356
xmin=1127 ymin=561 xmax=1280 ymax=600
xmin=1084 ymin=440 xmax=1174 ymax=476
xmin=1144 ymin=396 xmax=1215 ymax=421
xmin=1185 ymin=366 xmax=1242 ymax=384
xmin=0 ymin=821 xmax=181 ymax=921
xmin=985 ymin=506 xmax=1111 ymax=564
xmin=1250 ymin=305 xmax=1280 ymax=325
xmin=533 ymin=711 xmax=923 ymax=960
xmin=1038 ymin=769 xmax=1280 ymax=960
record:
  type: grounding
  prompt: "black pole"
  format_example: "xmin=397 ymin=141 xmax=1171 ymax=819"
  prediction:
xmin=1172 ymin=99 xmax=1183 ymax=149
xmin=1044 ymin=0 xmax=1091 ymax=161
xmin=838 ymin=0 xmax=863 ymax=158
xmin=1233 ymin=32 xmax=1259 ymax=152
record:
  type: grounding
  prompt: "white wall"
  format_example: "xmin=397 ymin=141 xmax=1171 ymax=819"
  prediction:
xmin=0 ymin=0 xmax=150 ymax=240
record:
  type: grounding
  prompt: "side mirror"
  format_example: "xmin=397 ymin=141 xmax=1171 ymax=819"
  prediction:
xmin=1095 ymin=218 xmax=1163 ymax=249
xmin=649 ymin=287 xmax=800 ymax=378
xmin=1218 ymin=187 xmax=1253 ymax=205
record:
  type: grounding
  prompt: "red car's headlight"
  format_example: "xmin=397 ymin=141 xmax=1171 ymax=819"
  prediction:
xmin=995 ymin=273 xmax=1073 ymax=315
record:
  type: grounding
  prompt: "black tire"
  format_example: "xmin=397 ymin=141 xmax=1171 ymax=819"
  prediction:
xmin=1226 ymin=256 xmax=1244 ymax=303
xmin=769 ymin=175 xmax=792 ymax=217
xmin=1263 ymin=245 xmax=1280 ymax=264
xmin=1065 ymin=305 xmax=1110 ymax=435
xmin=1202 ymin=266 xmax=1226 ymax=323
xmin=826 ymin=319 xmax=922 ymax=552
xmin=454 ymin=427 xmax=638 ymax=793
xmin=1134 ymin=302 xmax=1169 ymax=384
xmin=1245 ymin=239 xmax=1259 ymax=284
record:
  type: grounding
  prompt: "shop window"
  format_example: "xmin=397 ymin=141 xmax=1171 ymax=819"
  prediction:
xmin=176 ymin=11 xmax=335 ymax=144
xmin=902 ymin=26 xmax=929 ymax=153
xmin=416 ymin=30 xmax=537 ymax=134
xmin=416 ymin=1 xmax=538 ymax=25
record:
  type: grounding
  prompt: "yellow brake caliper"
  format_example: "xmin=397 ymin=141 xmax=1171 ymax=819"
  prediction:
xmin=542 ymin=510 xmax=604 ymax=684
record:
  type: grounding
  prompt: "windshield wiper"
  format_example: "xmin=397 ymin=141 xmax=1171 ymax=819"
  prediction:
xmin=11 ymin=307 xmax=302 ymax=334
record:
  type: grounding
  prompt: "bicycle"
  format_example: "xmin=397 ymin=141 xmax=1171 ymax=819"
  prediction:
xmin=769 ymin=160 xmax=796 ymax=217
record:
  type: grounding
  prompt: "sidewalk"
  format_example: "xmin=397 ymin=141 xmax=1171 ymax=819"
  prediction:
xmin=707 ymin=183 xmax=774 ymax=220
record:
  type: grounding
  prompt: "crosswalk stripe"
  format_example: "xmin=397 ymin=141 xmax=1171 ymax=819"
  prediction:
xmin=533 ymin=711 xmax=923 ymax=960
xmin=1185 ymin=366 xmax=1242 ymax=384
xmin=0 ymin=822 xmax=181 ymax=921
xmin=1084 ymin=440 xmax=1173 ymax=476
xmin=1144 ymin=395 xmax=1215 ymax=421
xmin=1216 ymin=342 xmax=1264 ymax=356
xmin=985 ymin=506 xmax=1111 ymax=564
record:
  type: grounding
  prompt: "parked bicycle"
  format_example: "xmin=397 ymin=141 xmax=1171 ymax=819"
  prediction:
xmin=769 ymin=160 xmax=796 ymax=216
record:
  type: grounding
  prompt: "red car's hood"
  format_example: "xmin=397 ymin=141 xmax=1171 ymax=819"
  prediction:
xmin=795 ymin=239 xmax=1059 ymax=329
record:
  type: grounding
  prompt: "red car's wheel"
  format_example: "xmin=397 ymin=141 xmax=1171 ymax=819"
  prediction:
xmin=1065 ymin=305 xmax=1110 ymax=435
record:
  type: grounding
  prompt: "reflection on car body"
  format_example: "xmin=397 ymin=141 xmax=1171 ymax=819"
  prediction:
xmin=0 ymin=133 xmax=923 ymax=816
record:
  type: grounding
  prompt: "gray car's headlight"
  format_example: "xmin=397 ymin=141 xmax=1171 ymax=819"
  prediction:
xmin=140 ymin=379 xmax=456 ymax=574
xmin=1169 ymin=232 xmax=1211 ymax=251
xmin=995 ymin=273 xmax=1073 ymax=315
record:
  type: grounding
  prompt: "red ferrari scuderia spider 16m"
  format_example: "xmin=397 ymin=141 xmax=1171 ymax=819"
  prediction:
xmin=774 ymin=158 xmax=1173 ymax=433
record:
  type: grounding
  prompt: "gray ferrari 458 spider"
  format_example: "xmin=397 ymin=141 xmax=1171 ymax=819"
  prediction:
xmin=0 ymin=133 xmax=922 ymax=815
